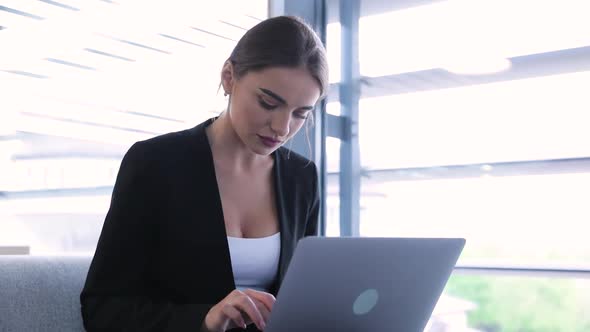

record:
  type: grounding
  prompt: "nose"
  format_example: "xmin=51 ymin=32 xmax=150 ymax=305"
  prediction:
xmin=270 ymin=111 xmax=290 ymax=138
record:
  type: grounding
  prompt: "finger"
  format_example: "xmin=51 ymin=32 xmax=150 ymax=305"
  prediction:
xmin=222 ymin=303 xmax=247 ymax=330
xmin=229 ymin=290 xmax=267 ymax=328
xmin=253 ymin=298 xmax=271 ymax=324
xmin=243 ymin=289 xmax=276 ymax=311
xmin=233 ymin=294 xmax=266 ymax=330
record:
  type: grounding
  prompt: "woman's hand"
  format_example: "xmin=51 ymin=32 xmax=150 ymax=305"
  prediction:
xmin=201 ymin=289 xmax=276 ymax=332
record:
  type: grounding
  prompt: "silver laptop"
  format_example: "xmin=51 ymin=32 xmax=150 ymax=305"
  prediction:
xmin=265 ymin=237 xmax=466 ymax=332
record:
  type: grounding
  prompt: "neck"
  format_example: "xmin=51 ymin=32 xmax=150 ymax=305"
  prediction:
xmin=206 ymin=112 xmax=272 ymax=172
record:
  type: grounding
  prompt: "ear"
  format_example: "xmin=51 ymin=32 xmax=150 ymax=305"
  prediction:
xmin=220 ymin=61 xmax=235 ymax=95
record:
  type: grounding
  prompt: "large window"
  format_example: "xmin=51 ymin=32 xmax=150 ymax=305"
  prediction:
xmin=326 ymin=0 xmax=590 ymax=330
xmin=358 ymin=73 xmax=590 ymax=268
xmin=0 ymin=0 xmax=268 ymax=254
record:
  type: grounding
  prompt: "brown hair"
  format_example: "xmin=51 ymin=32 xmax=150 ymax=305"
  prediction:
xmin=226 ymin=15 xmax=329 ymax=99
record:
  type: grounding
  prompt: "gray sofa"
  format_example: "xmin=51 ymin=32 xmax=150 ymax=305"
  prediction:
xmin=0 ymin=256 xmax=91 ymax=332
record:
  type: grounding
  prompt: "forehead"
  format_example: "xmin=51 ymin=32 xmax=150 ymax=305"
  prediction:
xmin=239 ymin=67 xmax=321 ymax=105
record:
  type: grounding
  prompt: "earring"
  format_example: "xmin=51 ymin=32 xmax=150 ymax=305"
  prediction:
xmin=224 ymin=91 xmax=229 ymax=97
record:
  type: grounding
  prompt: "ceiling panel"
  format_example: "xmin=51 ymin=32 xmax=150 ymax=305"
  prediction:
xmin=1 ymin=0 xmax=267 ymax=155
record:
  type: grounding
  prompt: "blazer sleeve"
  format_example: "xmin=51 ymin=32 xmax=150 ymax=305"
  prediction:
xmin=304 ymin=162 xmax=320 ymax=237
xmin=80 ymin=142 xmax=212 ymax=332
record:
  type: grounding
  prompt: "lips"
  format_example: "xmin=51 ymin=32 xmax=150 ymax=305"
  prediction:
xmin=258 ymin=135 xmax=282 ymax=148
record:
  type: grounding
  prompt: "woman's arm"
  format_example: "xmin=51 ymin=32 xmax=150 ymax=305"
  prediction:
xmin=81 ymin=296 xmax=212 ymax=331
xmin=80 ymin=142 xmax=212 ymax=331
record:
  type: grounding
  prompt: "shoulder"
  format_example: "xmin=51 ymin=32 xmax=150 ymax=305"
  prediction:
xmin=275 ymin=147 xmax=318 ymax=177
xmin=133 ymin=128 xmax=196 ymax=155
xmin=118 ymin=119 xmax=211 ymax=180
xmin=275 ymin=147 xmax=318 ymax=198
xmin=115 ymin=129 xmax=193 ymax=180
xmin=125 ymin=119 xmax=210 ymax=163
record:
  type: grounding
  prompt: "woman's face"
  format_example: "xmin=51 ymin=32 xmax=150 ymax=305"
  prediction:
xmin=222 ymin=65 xmax=321 ymax=155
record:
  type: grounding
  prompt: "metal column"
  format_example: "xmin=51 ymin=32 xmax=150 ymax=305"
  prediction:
xmin=338 ymin=0 xmax=361 ymax=236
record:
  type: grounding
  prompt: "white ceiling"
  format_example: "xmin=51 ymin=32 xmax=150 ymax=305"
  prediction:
xmin=1 ymin=0 xmax=267 ymax=152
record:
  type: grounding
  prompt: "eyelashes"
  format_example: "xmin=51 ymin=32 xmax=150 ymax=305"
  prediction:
xmin=258 ymin=96 xmax=309 ymax=119
xmin=294 ymin=112 xmax=309 ymax=120
xmin=258 ymin=98 xmax=278 ymax=110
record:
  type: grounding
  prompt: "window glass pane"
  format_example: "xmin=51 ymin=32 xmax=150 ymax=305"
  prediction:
xmin=360 ymin=71 xmax=590 ymax=169
xmin=436 ymin=274 xmax=590 ymax=332
xmin=360 ymin=0 xmax=590 ymax=77
xmin=360 ymin=172 xmax=590 ymax=268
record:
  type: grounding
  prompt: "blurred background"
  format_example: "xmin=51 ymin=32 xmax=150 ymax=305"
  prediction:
xmin=1 ymin=0 xmax=589 ymax=331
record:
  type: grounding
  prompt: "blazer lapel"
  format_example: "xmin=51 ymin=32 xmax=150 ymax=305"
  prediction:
xmin=272 ymin=149 xmax=297 ymax=295
xmin=189 ymin=119 xmax=236 ymax=292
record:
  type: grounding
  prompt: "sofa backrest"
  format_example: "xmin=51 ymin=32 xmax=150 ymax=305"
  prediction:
xmin=0 ymin=256 xmax=91 ymax=332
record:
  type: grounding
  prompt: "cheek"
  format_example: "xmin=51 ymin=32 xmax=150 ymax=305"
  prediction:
xmin=247 ymin=108 xmax=269 ymax=129
xmin=287 ymin=120 xmax=306 ymax=138
xmin=242 ymin=97 xmax=265 ymax=121
xmin=232 ymin=98 xmax=261 ymax=128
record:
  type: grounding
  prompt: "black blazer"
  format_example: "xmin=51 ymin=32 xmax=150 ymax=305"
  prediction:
xmin=80 ymin=118 xmax=319 ymax=331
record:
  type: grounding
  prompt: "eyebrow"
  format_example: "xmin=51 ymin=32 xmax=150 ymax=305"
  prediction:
xmin=259 ymin=88 xmax=315 ymax=111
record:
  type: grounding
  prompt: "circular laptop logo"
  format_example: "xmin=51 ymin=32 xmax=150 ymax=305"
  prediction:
xmin=353 ymin=289 xmax=379 ymax=315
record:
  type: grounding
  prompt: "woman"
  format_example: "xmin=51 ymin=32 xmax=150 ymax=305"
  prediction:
xmin=80 ymin=15 xmax=329 ymax=332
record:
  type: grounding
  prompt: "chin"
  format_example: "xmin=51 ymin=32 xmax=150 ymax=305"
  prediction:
xmin=250 ymin=147 xmax=275 ymax=156
xmin=249 ymin=143 xmax=280 ymax=156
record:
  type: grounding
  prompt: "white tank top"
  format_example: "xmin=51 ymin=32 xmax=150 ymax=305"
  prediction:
xmin=227 ymin=232 xmax=281 ymax=292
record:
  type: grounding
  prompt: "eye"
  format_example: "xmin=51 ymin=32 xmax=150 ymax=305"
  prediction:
xmin=258 ymin=96 xmax=278 ymax=110
xmin=293 ymin=111 xmax=310 ymax=120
